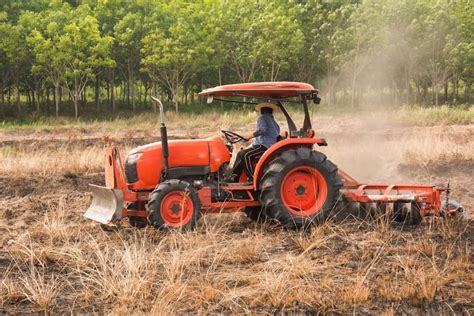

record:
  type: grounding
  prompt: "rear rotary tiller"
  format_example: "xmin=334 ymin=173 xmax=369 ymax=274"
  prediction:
xmin=84 ymin=82 xmax=465 ymax=230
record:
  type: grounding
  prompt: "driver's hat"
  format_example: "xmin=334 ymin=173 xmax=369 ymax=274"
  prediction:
xmin=255 ymin=102 xmax=279 ymax=113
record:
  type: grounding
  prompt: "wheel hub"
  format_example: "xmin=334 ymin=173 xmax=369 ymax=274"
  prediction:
xmin=160 ymin=191 xmax=193 ymax=227
xmin=170 ymin=203 xmax=181 ymax=214
xmin=296 ymin=185 xmax=306 ymax=196
xmin=280 ymin=166 xmax=328 ymax=216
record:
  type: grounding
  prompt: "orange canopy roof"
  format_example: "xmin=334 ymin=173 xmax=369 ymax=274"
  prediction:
xmin=199 ymin=82 xmax=318 ymax=98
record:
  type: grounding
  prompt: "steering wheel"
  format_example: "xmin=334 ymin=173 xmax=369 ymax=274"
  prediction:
xmin=221 ymin=130 xmax=248 ymax=144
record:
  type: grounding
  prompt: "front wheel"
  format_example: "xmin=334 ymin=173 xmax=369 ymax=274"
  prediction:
xmin=147 ymin=179 xmax=201 ymax=230
xmin=259 ymin=148 xmax=342 ymax=229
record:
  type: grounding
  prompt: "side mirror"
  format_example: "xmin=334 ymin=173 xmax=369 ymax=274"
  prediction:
xmin=207 ymin=95 xmax=214 ymax=104
xmin=313 ymin=95 xmax=321 ymax=104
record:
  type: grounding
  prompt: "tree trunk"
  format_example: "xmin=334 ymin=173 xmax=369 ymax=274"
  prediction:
xmin=351 ymin=75 xmax=357 ymax=108
xmin=466 ymin=80 xmax=471 ymax=103
xmin=453 ymin=79 xmax=458 ymax=103
xmin=111 ymin=78 xmax=116 ymax=113
xmin=219 ymin=67 xmax=223 ymax=110
xmin=7 ymin=86 xmax=11 ymax=105
xmin=0 ymin=84 xmax=4 ymax=105
xmin=95 ymin=74 xmax=100 ymax=113
xmin=131 ymin=77 xmax=135 ymax=113
xmin=16 ymin=85 xmax=21 ymax=115
xmin=73 ymin=93 xmax=79 ymax=119
xmin=444 ymin=81 xmax=448 ymax=104
xmin=405 ymin=71 xmax=411 ymax=105
xmin=54 ymin=84 xmax=60 ymax=118
xmin=127 ymin=61 xmax=135 ymax=113
xmin=34 ymin=89 xmax=39 ymax=115
xmin=46 ymin=87 xmax=50 ymax=114
xmin=126 ymin=76 xmax=130 ymax=108
xmin=414 ymin=83 xmax=419 ymax=105
xmin=106 ymin=82 xmax=110 ymax=104
xmin=152 ymin=82 xmax=157 ymax=112
xmin=184 ymin=85 xmax=188 ymax=105
xmin=173 ymin=89 xmax=179 ymax=113
xmin=0 ymin=83 xmax=4 ymax=117
xmin=78 ymin=87 xmax=87 ymax=116
xmin=137 ymin=82 xmax=142 ymax=106
xmin=144 ymin=84 xmax=149 ymax=106
xmin=27 ymin=89 xmax=31 ymax=109
xmin=121 ymin=82 xmax=125 ymax=104
xmin=198 ymin=78 xmax=203 ymax=105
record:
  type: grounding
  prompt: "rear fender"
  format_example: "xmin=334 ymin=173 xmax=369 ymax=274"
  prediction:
xmin=252 ymin=138 xmax=327 ymax=190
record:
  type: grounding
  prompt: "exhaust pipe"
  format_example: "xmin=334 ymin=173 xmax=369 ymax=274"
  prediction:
xmin=152 ymin=97 xmax=169 ymax=178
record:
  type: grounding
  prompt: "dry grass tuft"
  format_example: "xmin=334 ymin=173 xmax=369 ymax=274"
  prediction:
xmin=228 ymin=238 xmax=264 ymax=264
xmin=339 ymin=278 xmax=371 ymax=305
xmin=18 ymin=264 xmax=63 ymax=313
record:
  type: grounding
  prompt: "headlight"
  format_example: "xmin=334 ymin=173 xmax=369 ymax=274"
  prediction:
xmin=126 ymin=152 xmax=143 ymax=165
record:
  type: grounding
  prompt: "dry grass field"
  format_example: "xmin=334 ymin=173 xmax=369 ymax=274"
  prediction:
xmin=0 ymin=107 xmax=473 ymax=314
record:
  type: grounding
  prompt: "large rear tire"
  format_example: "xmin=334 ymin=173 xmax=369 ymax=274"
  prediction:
xmin=147 ymin=179 xmax=201 ymax=230
xmin=259 ymin=148 xmax=342 ymax=229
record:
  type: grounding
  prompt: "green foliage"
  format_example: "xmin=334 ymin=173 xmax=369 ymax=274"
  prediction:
xmin=0 ymin=0 xmax=472 ymax=119
xmin=400 ymin=104 xmax=474 ymax=126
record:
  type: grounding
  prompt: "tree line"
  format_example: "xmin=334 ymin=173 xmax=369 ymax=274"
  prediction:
xmin=0 ymin=0 xmax=472 ymax=118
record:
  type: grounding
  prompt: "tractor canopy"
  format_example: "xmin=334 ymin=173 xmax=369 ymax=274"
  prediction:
xmin=199 ymin=82 xmax=319 ymax=99
xmin=200 ymin=82 xmax=320 ymax=137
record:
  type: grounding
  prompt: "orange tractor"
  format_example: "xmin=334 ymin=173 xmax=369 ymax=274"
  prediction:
xmin=85 ymin=82 xmax=464 ymax=229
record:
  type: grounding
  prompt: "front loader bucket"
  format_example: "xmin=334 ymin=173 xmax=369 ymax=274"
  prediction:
xmin=84 ymin=184 xmax=124 ymax=224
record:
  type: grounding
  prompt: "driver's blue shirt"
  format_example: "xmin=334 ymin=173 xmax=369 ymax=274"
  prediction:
xmin=253 ymin=113 xmax=280 ymax=148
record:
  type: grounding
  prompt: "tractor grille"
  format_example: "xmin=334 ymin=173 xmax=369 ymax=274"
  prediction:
xmin=124 ymin=159 xmax=139 ymax=183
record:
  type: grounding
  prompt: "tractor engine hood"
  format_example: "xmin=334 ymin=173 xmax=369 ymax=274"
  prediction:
xmin=124 ymin=136 xmax=230 ymax=191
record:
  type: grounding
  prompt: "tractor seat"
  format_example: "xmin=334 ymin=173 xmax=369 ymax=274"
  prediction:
xmin=277 ymin=131 xmax=289 ymax=142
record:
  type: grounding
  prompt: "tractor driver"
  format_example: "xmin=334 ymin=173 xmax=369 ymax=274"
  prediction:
xmin=231 ymin=102 xmax=280 ymax=182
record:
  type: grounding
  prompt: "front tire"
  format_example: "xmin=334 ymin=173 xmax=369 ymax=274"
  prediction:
xmin=259 ymin=148 xmax=342 ymax=229
xmin=147 ymin=179 xmax=201 ymax=230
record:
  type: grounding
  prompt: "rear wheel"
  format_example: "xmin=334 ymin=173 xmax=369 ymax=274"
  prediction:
xmin=147 ymin=179 xmax=201 ymax=230
xmin=259 ymin=148 xmax=342 ymax=229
